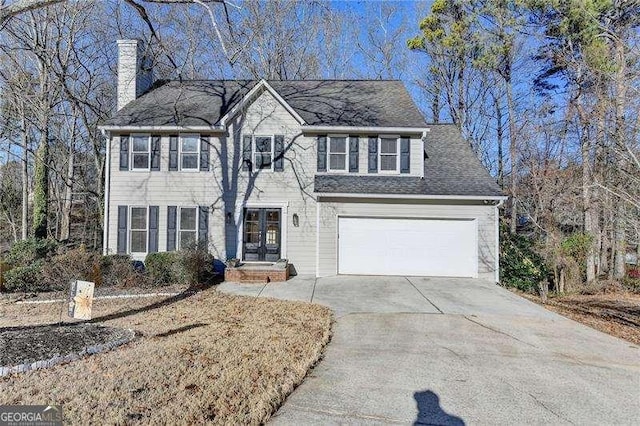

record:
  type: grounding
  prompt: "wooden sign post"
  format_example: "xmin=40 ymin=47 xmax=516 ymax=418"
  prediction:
xmin=68 ymin=280 xmax=95 ymax=320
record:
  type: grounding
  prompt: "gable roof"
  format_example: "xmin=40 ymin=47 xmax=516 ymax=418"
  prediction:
xmin=314 ymin=124 xmax=504 ymax=198
xmin=101 ymin=79 xmax=428 ymax=128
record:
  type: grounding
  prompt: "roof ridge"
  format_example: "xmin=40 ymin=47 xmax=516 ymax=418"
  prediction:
xmin=162 ymin=79 xmax=404 ymax=83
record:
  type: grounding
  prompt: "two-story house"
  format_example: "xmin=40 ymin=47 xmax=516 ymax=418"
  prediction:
xmin=99 ymin=40 xmax=505 ymax=280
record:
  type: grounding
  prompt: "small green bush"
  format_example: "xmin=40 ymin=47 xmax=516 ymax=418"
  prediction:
xmin=499 ymin=223 xmax=548 ymax=292
xmin=145 ymin=252 xmax=183 ymax=286
xmin=5 ymin=238 xmax=59 ymax=267
xmin=145 ymin=248 xmax=215 ymax=287
xmin=3 ymin=260 xmax=47 ymax=292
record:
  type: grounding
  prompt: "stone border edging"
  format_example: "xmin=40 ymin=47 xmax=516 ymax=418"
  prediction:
xmin=15 ymin=292 xmax=181 ymax=305
xmin=0 ymin=328 xmax=136 ymax=377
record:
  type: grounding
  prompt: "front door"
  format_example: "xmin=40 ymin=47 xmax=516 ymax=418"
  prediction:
xmin=243 ymin=208 xmax=281 ymax=262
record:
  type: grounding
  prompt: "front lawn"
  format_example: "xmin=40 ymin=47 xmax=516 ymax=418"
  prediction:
xmin=0 ymin=288 xmax=332 ymax=424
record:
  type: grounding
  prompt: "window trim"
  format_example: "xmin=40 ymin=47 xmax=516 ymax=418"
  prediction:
xmin=327 ymin=134 xmax=349 ymax=173
xmin=179 ymin=133 xmax=200 ymax=172
xmin=128 ymin=206 xmax=149 ymax=254
xmin=177 ymin=206 xmax=199 ymax=250
xmin=252 ymin=134 xmax=275 ymax=172
xmin=378 ymin=135 xmax=400 ymax=174
xmin=130 ymin=133 xmax=151 ymax=172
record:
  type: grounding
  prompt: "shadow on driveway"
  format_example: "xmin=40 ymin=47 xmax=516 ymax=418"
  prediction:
xmin=414 ymin=390 xmax=465 ymax=425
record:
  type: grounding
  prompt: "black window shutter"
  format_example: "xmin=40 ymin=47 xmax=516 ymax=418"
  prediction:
xmin=151 ymin=136 xmax=161 ymax=171
xmin=119 ymin=135 xmax=129 ymax=171
xmin=169 ymin=136 xmax=178 ymax=171
xmin=317 ymin=135 xmax=327 ymax=172
xmin=400 ymin=137 xmax=410 ymax=174
xmin=242 ymin=135 xmax=252 ymax=171
xmin=199 ymin=206 xmax=209 ymax=245
xmin=167 ymin=206 xmax=177 ymax=251
xmin=200 ymin=135 xmax=210 ymax=171
xmin=117 ymin=206 xmax=128 ymax=253
xmin=368 ymin=137 xmax=378 ymax=173
xmin=148 ymin=206 xmax=159 ymax=252
xmin=349 ymin=136 xmax=359 ymax=173
xmin=274 ymin=135 xmax=284 ymax=171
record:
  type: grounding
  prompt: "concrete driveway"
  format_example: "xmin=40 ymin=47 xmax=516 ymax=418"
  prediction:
xmin=219 ymin=276 xmax=640 ymax=425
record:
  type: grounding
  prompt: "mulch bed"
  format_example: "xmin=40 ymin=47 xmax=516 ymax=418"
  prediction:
xmin=0 ymin=323 xmax=133 ymax=367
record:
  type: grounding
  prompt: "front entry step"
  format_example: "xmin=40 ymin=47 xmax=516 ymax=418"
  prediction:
xmin=224 ymin=261 xmax=290 ymax=283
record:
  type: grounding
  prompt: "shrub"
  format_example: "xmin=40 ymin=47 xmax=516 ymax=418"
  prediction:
xmin=40 ymin=246 xmax=101 ymax=292
xmin=145 ymin=248 xmax=215 ymax=287
xmin=5 ymin=238 xmax=59 ymax=267
xmin=3 ymin=261 xmax=46 ymax=292
xmin=100 ymin=254 xmax=149 ymax=288
xmin=181 ymin=247 xmax=216 ymax=285
xmin=628 ymin=268 xmax=640 ymax=279
xmin=499 ymin=223 xmax=548 ymax=292
xmin=0 ymin=261 xmax=11 ymax=291
xmin=145 ymin=252 xmax=183 ymax=286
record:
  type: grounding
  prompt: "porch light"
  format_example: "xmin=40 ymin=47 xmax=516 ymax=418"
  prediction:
xmin=293 ymin=213 xmax=299 ymax=227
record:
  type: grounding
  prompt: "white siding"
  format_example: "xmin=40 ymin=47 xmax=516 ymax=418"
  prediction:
xmin=107 ymin=89 xmax=318 ymax=274
xmin=317 ymin=199 xmax=498 ymax=280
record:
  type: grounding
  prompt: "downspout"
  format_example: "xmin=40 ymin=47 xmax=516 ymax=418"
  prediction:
xmin=101 ymin=129 xmax=111 ymax=255
xmin=495 ymin=198 xmax=505 ymax=283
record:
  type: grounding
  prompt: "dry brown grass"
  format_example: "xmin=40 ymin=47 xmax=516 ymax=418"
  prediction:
xmin=518 ymin=291 xmax=640 ymax=345
xmin=0 ymin=288 xmax=333 ymax=425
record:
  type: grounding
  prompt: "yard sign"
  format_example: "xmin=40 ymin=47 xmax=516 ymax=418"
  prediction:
xmin=68 ymin=280 xmax=95 ymax=320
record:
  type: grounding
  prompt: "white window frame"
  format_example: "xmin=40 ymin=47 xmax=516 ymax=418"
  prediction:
xmin=177 ymin=206 xmax=199 ymax=249
xmin=130 ymin=134 xmax=151 ymax=171
xmin=179 ymin=133 xmax=200 ymax=171
xmin=327 ymin=134 xmax=349 ymax=173
xmin=378 ymin=136 xmax=400 ymax=174
xmin=252 ymin=135 xmax=275 ymax=172
xmin=128 ymin=206 xmax=149 ymax=254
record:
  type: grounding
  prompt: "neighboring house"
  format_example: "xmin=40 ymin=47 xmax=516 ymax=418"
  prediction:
xmin=99 ymin=40 xmax=506 ymax=281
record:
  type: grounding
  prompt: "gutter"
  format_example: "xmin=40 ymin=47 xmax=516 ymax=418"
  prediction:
xmin=315 ymin=192 xmax=508 ymax=202
xmin=301 ymin=126 xmax=429 ymax=134
xmin=101 ymin=128 xmax=111 ymax=255
xmin=97 ymin=125 xmax=227 ymax=132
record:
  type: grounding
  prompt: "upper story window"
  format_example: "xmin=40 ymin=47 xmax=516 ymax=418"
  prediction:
xmin=254 ymin=136 xmax=273 ymax=170
xmin=131 ymin=135 xmax=151 ymax=171
xmin=129 ymin=206 xmax=148 ymax=253
xmin=379 ymin=137 xmax=399 ymax=173
xmin=180 ymin=134 xmax=200 ymax=171
xmin=328 ymin=136 xmax=347 ymax=172
xmin=179 ymin=207 xmax=197 ymax=249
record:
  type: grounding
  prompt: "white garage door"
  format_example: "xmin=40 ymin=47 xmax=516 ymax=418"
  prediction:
xmin=338 ymin=217 xmax=478 ymax=277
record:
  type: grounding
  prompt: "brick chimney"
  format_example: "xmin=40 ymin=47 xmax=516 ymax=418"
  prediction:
xmin=116 ymin=39 xmax=153 ymax=110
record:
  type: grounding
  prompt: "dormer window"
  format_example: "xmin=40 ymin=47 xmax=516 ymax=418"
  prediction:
xmin=379 ymin=137 xmax=399 ymax=173
xmin=254 ymin=136 xmax=274 ymax=170
xmin=328 ymin=136 xmax=348 ymax=172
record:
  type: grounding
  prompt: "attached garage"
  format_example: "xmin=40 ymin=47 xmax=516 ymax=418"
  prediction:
xmin=337 ymin=217 xmax=478 ymax=277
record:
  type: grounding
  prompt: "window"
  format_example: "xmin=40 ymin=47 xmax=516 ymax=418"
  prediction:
xmin=379 ymin=137 xmax=399 ymax=172
xmin=131 ymin=135 xmax=150 ymax=170
xmin=254 ymin=136 xmax=273 ymax=170
xmin=328 ymin=136 xmax=347 ymax=172
xmin=180 ymin=134 xmax=199 ymax=170
xmin=178 ymin=207 xmax=197 ymax=249
xmin=129 ymin=207 xmax=148 ymax=253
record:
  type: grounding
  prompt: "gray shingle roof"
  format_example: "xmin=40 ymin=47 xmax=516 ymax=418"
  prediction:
xmin=102 ymin=80 xmax=427 ymax=128
xmin=314 ymin=125 xmax=503 ymax=197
